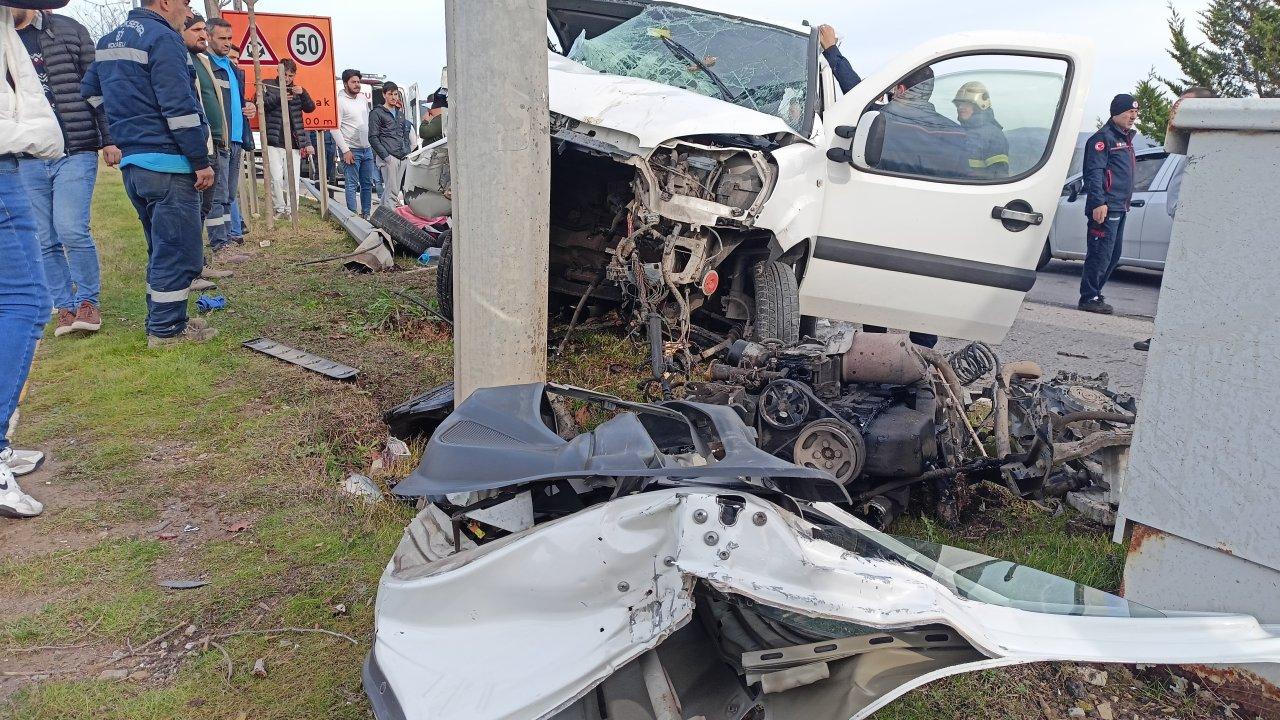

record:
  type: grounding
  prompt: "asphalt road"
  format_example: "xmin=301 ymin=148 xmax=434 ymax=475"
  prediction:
xmin=939 ymin=259 xmax=1163 ymax=398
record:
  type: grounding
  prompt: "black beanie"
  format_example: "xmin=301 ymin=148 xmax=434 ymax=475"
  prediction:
xmin=1110 ymin=93 xmax=1139 ymax=117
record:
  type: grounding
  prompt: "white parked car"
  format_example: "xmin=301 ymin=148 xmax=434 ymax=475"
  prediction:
xmin=1038 ymin=147 xmax=1178 ymax=271
xmin=406 ymin=1 xmax=1095 ymax=344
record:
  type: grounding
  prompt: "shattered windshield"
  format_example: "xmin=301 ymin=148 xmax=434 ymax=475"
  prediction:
xmin=819 ymin=527 xmax=1163 ymax=618
xmin=568 ymin=5 xmax=812 ymax=132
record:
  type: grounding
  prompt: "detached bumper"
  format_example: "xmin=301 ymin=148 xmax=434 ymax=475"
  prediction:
xmin=363 ymin=650 xmax=407 ymax=720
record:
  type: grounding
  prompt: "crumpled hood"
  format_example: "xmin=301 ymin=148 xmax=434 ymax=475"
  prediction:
xmin=548 ymin=53 xmax=802 ymax=151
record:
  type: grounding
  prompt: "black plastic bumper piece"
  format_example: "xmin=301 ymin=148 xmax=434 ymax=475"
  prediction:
xmin=363 ymin=651 xmax=408 ymax=720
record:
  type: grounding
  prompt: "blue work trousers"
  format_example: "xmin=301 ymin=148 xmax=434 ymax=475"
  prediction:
xmin=122 ymin=166 xmax=203 ymax=338
xmin=1080 ymin=211 xmax=1127 ymax=302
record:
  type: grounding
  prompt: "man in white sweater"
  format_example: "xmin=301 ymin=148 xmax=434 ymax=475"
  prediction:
xmin=331 ymin=68 xmax=375 ymax=218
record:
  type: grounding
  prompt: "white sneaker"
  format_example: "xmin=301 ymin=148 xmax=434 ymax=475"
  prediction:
xmin=6 ymin=448 xmax=44 ymax=477
xmin=0 ymin=449 xmax=44 ymax=518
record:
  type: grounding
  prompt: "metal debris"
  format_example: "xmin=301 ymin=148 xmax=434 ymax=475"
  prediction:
xmin=242 ymin=338 xmax=359 ymax=380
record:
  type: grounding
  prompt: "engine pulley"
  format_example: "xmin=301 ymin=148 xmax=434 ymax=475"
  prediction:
xmin=758 ymin=379 xmax=811 ymax=430
xmin=792 ymin=419 xmax=866 ymax=485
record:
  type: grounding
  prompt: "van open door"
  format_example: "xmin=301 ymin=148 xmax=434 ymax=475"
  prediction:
xmin=803 ymin=34 xmax=1094 ymax=342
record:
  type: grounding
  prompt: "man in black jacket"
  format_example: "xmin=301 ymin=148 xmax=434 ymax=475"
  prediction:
xmin=11 ymin=7 xmax=117 ymax=338
xmin=369 ymin=82 xmax=413 ymax=207
xmin=262 ymin=58 xmax=315 ymax=218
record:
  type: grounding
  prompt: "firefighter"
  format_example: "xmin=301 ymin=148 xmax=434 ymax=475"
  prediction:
xmin=1078 ymin=94 xmax=1139 ymax=315
xmin=953 ymin=81 xmax=1009 ymax=179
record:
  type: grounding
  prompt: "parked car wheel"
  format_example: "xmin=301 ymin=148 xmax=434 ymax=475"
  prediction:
xmin=750 ymin=260 xmax=801 ymax=344
xmin=436 ymin=230 xmax=453 ymax=321
xmin=1036 ymin=238 xmax=1053 ymax=271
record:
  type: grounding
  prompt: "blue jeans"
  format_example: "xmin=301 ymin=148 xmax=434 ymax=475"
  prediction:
xmin=229 ymin=200 xmax=244 ymax=239
xmin=1080 ymin=211 xmax=1127 ymax=302
xmin=121 ymin=166 xmax=203 ymax=337
xmin=343 ymin=146 xmax=375 ymax=217
xmin=225 ymin=143 xmax=243 ymax=242
xmin=17 ymin=152 xmax=101 ymax=310
xmin=0 ymin=157 xmax=51 ymax=452
xmin=202 ymin=149 xmax=231 ymax=250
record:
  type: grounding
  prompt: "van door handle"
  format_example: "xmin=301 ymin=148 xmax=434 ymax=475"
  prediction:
xmin=991 ymin=201 xmax=1043 ymax=231
xmin=1131 ymin=199 xmax=1147 ymax=207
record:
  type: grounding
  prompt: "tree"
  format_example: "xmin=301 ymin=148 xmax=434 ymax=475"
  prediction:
xmin=1134 ymin=70 xmax=1174 ymax=143
xmin=1164 ymin=1 xmax=1280 ymax=98
xmin=67 ymin=0 xmax=130 ymax=40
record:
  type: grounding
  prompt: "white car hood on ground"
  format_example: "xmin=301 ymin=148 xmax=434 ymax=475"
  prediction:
xmin=370 ymin=490 xmax=1280 ymax=720
xmin=547 ymin=53 xmax=803 ymax=151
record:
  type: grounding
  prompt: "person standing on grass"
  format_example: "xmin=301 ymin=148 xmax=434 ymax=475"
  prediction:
xmin=81 ymin=0 xmax=218 ymax=348
xmin=11 ymin=7 xmax=116 ymax=338
xmin=369 ymin=82 xmax=412 ymax=208
xmin=206 ymin=21 xmax=255 ymax=257
xmin=333 ymin=68 xmax=375 ymax=218
xmin=182 ymin=12 xmax=227 ymax=295
xmin=262 ymin=58 xmax=315 ymax=219
xmin=2 ymin=0 xmax=77 ymax=519
xmin=1078 ymin=93 xmax=1139 ymax=315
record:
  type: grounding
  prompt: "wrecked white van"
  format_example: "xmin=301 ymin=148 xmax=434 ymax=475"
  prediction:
xmin=408 ymin=1 xmax=1093 ymax=344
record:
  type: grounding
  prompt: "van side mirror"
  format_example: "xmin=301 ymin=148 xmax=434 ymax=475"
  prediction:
xmin=826 ymin=111 xmax=883 ymax=170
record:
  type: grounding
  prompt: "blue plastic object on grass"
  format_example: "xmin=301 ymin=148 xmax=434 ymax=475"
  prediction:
xmin=417 ymin=247 xmax=442 ymax=267
xmin=197 ymin=294 xmax=227 ymax=313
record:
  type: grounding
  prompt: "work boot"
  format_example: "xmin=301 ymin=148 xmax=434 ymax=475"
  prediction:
xmin=0 ymin=449 xmax=43 ymax=518
xmin=1077 ymin=297 xmax=1114 ymax=315
xmin=147 ymin=322 xmax=219 ymax=349
xmin=211 ymin=245 xmax=250 ymax=265
xmin=52 ymin=308 xmax=76 ymax=337
xmin=70 ymin=301 xmax=102 ymax=334
xmin=189 ymin=278 xmax=217 ymax=292
xmin=202 ymin=267 xmax=234 ymax=280
xmin=1134 ymin=338 xmax=1151 ymax=352
xmin=5 ymin=448 xmax=44 ymax=477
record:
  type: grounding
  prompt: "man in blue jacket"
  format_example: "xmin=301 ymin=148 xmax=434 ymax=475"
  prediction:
xmin=1078 ymin=93 xmax=1139 ymax=315
xmin=81 ymin=0 xmax=217 ymax=346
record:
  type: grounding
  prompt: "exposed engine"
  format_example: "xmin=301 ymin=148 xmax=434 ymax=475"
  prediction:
xmin=683 ymin=332 xmax=981 ymax=528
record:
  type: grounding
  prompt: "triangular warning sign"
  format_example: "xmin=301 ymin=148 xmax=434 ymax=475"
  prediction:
xmin=236 ymin=25 xmax=279 ymax=66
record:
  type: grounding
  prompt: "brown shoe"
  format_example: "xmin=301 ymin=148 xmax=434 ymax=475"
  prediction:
xmin=70 ymin=301 xmax=102 ymax=334
xmin=211 ymin=246 xmax=251 ymax=265
xmin=147 ymin=322 xmax=219 ymax=348
xmin=53 ymin=308 xmax=76 ymax=337
xmin=189 ymin=278 xmax=217 ymax=292
xmin=201 ymin=267 xmax=234 ymax=280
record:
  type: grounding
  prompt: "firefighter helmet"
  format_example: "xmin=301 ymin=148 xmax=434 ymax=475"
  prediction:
xmin=953 ymin=81 xmax=993 ymax=111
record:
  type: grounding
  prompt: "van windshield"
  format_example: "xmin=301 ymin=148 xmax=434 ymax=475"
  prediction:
xmin=568 ymin=5 xmax=812 ymax=132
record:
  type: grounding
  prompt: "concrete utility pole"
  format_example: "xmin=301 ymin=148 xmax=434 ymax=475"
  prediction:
xmin=444 ymin=0 xmax=551 ymax=402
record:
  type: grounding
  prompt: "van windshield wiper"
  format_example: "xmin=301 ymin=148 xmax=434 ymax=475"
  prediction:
xmin=651 ymin=29 xmax=739 ymax=104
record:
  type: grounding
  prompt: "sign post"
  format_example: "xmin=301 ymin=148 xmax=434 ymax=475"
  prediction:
xmin=224 ymin=10 xmax=337 ymax=229
xmin=277 ymin=72 xmax=299 ymax=232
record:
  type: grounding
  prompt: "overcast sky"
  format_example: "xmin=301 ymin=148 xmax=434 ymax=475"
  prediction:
xmin=68 ymin=0 xmax=1208 ymax=129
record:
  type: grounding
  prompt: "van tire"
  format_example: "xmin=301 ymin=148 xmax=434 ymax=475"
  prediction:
xmin=436 ymin=230 xmax=453 ymax=321
xmin=751 ymin=260 xmax=801 ymax=344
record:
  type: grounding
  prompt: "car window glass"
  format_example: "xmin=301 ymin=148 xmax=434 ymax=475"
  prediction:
xmin=862 ymin=54 xmax=1070 ymax=184
xmin=567 ymin=5 xmax=812 ymax=132
xmin=1134 ymin=154 xmax=1167 ymax=193
xmin=817 ymin=526 xmax=1164 ymax=618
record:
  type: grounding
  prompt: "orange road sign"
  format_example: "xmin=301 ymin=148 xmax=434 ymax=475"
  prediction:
xmin=224 ymin=11 xmax=337 ymax=131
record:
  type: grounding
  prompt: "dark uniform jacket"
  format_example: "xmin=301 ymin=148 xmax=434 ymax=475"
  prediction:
xmin=1082 ymin=119 xmax=1136 ymax=214
xmin=20 ymin=12 xmax=110 ymax=153
xmin=81 ymin=8 xmax=210 ymax=171
xmin=262 ymin=83 xmax=315 ymax=150
xmin=960 ymin=109 xmax=1009 ymax=179
xmin=879 ymin=98 xmax=969 ymax=179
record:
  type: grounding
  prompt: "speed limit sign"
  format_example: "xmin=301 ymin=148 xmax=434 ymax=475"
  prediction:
xmin=288 ymin=23 xmax=326 ymax=67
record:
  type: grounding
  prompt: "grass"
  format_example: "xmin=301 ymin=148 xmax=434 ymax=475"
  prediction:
xmin=0 ymin=169 xmax=1205 ymax=719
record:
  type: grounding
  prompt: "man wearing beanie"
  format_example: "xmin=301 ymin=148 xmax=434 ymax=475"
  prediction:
xmin=1078 ymin=93 xmax=1139 ymax=314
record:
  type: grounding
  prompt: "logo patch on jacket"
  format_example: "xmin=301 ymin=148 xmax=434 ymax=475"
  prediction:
xmin=1095 ymin=140 xmax=1105 ymax=151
